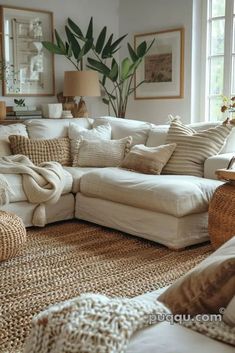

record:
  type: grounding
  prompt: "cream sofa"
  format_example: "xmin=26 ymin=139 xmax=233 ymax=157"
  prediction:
xmin=0 ymin=116 xmax=234 ymax=249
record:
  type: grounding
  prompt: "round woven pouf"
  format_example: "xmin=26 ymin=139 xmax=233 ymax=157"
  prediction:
xmin=0 ymin=211 xmax=26 ymax=261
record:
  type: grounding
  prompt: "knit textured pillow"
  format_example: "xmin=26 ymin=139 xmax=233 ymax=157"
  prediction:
xmin=9 ymin=135 xmax=71 ymax=166
xmin=163 ymin=118 xmax=232 ymax=177
xmin=73 ymin=136 xmax=132 ymax=167
xmin=120 ymin=143 xmax=176 ymax=175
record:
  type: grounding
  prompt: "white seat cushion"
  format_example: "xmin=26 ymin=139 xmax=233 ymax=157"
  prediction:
xmin=79 ymin=168 xmax=222 ymax=217
xmin=6 ymin=169 xmax=73 ymax=202
xmin=64 ymin=167 xmax=102 ymax=193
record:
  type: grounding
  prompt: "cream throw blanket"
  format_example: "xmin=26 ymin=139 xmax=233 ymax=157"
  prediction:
xmin=24 ymin=293 xmax=170 ymax=353
xmin=0 ymin=155 xmax=66 ymax=226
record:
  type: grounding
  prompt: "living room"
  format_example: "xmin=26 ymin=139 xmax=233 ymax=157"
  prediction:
xmin=0 ymin=0 xmax=234 ymax=352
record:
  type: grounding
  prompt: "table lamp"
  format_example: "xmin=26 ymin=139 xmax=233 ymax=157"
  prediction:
xmin=63 ymin=70 xmax=100 ymax=117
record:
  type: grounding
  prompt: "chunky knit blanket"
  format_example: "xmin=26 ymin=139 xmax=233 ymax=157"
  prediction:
xmin=0 ymin=155 xmax=66 ymax=226
xmin=24 ymin=293 xmax=170 ymax=353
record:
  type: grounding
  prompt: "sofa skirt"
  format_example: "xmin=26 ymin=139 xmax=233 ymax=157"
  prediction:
xmin=75 ymin=193 xmax=209 ymax=249
xmin=1 ymin=193 xmax=75 ymax=227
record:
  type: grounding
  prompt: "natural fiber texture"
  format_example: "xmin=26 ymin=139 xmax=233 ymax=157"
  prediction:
xmin=0 ymin=220 xmax=212 ymax=353
xmin=9 ymin=135 xmax=71 ymax=166
xmin=24 ymin=293 xmax=169 ymax=353
xmin=208 ymin=183 xmax=235 ymax=249
xmin=0 ymin=211 xmax=26 ymax=261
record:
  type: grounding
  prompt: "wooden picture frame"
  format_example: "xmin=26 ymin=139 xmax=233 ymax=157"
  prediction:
xmin=0 ymin=5 xmax=55 ymax=96
xmin=134 ymin=28 xmax=184 ymax=99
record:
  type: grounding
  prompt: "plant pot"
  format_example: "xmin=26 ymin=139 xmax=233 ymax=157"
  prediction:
xmin=13 ymin=106 xmax=27 ymax=112
xmin=0 ymin=101 xmax=6 ymax=120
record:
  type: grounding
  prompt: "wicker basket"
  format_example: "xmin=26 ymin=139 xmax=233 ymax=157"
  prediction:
xmin=208 ymin=183 xmax=235 ymax=249
xmin=0 ymin=211 xmax=26 ymax=261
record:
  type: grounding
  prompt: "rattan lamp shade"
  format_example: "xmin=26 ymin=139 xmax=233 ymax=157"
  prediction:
xmin=63 ymin=71 xmax=100 ymax=97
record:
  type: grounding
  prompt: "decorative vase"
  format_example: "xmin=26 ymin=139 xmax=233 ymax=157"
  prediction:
xmin=0 ymin=101 xmax=6 ymax=120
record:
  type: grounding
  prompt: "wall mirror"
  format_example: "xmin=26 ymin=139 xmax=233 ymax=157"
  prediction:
xmin=1 ymin=6 xmax=55 ymax=96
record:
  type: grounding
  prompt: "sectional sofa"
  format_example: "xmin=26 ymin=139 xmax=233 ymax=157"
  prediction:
xmin=0 ymin=116 xmax=234 ymax=249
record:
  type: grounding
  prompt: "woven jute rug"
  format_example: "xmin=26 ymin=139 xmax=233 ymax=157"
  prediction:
xmin=0 ymin=220 xmax=212 ymax=353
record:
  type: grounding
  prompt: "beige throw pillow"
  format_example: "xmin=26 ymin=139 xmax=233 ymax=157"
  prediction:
xmin=9 ymin=135 xmax=71 ymax=166
xmin=120 ymin=143 xmax=176 ymax=174
xmin=73 ymin=136 xmax=132 ymax=167
xmin=68 ymin=122 xmax=112 ymax=157
xmin=158 ymin=236 xmax=235 ymax=315
xmin=163 ymin=118 xmax=232 ymax=177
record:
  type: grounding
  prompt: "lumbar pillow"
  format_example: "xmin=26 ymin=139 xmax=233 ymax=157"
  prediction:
xmin=9 ymin=135 xmax=71 ymax=166
xmin=68 ymin=122 xmax=112 ymax=157
xmin=0 ymin=123 xmax=28 ymax=157
xmin=120 ymin=143 xmax=176 ymax=174
xmin=158 ymin=236 xmax=235 ymax=315
xmin=163 ymin=117 xmax=232 ymax=177
xmin=73 ymin=136 xmax=132 ymax=167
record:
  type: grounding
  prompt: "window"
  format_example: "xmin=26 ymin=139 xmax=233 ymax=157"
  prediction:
xmin=205 ymin=0 xmax=235 ymax=121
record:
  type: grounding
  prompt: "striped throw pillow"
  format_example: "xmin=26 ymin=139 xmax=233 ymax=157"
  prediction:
xmin=163 ymin=119 xmax=232 ymax=177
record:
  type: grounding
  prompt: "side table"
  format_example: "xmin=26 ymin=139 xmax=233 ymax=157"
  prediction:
xmin=208 ymin=178 xmax=235 ymax=249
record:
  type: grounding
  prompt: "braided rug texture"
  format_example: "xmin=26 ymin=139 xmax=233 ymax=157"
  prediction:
xmin=0 ymin=220 xmax=212 ymax=353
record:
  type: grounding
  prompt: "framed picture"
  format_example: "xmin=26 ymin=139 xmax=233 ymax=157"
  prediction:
xmin=134 ymin=28 xmax=184 ymax=99
xmin=0 ymin=6 xmax=55 ymax=96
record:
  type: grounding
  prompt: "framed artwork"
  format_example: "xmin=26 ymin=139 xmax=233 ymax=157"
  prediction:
xmin=134 ymin=28 xmax=184 ymax=99
xmin=0 ymin=6 xmax=55 ymax=96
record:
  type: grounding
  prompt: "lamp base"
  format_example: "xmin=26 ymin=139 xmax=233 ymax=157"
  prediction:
xmin=72 ymin=98 xmax=88 ymax=118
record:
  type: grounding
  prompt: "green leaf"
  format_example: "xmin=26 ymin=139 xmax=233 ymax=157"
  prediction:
xmin=83 ymin=39 xmax=93 ymax=55
xmin=42 ymin=41 xmax=65 ymax=55
xmin=109 ymin=34 xmax=127 ymax=53
xmin=65 ymin=42 xmax=73 ymax=57
xmin=87 ymin=57 xmax=110 ymax=76
xmin=137 ymin=41 xmax=147 ymax=57
xmin=95 ymin=26 xmax=107 ymax=54
xmin=65 ymin=26 xmax=81 ymax=59
xmin=55 ymin=30 xmax=65 ymax=51
xmin=127 ymin=43 xmax=138 ymax=61
xmin=102 ymin=98 xmax=109 ymax=105
xmin=68 ymin=18 xmax=84 ymax=39
xmin=109 ymin=59 xmax=118 ymax=81
xmin=86 ymin=17 xmax=93 ymax=40
xmin=101 ymin=75 xmax=106 ymax=86
xmin=101 ymin=33 xmax=113 ymax=58
xmin=121 ymin=57 xmax=132 ymax=80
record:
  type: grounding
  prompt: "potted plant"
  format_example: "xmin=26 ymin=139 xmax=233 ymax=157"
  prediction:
xmin=42 ymin=17 xmax=154 ymax=118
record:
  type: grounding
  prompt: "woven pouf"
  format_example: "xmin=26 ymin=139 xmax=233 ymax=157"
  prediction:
xmin=208 ymin=183 xmax=235 ymax=249
xmin=0 ymin=211 xmax=26 ymax=261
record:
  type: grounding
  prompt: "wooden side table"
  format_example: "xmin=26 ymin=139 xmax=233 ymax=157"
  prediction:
xmin=208 ymin=181 xmax=235 ymax=249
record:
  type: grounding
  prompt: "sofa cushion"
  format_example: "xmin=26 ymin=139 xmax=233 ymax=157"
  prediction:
xmin=146 ymin=125 xmax=169 ymax=147
xmin=120 ymin=143 xmax=176 ymax=175
xmin=73 ymin=137 xmax=132 ymax=167
xmin=93 ymin=116 xmax=151 ymax=146
xmin=163 ymin=119 xmax=232 ymax=177
xmin=68 ymin=122 xmax=111 ymax=157
xmin=25 ymin=118 xmax=92 ymax=139
xmin=79 ymin=168 xmax=222 ymax=217
xmin=5 ymin=169 xmax=73 ymax=203
xmin=63 ymin=167 xmax=101 ymax=193
xmin=158 ymin=236 xmax=235 ymax=315
xmin=9 ymin=135 xmax=71 ymax=166
xmin=0 ymin=123 xmax=28 ymax=157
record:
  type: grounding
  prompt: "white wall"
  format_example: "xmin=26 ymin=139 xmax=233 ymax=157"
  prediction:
xmin=119 ymin=0 xmax=194 ymax=124
xmin=0 ymin=0 xmax=119 ymax=117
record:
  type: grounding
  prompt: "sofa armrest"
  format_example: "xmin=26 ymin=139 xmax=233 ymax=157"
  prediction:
xmin=204 ymin=153 xmax=234 ymax=180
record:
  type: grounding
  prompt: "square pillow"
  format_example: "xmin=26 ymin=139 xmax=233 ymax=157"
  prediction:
xmin=68 ymin=122 xmax=112 ymax=157
xmin=9 ymin=135 xmax=71 ymax=166
xmin=120 ymin=143 xmax=176 ymax=175
xmin=93 ymin=117 xmax=150 ymax=146
xmin=73 ymin=136 xmax=132 ymax=167
xmin=163 ymin=117 xmax=232 ymax=177
xmin=0 ymin=123 xmax=28 ymax=157
xmin=158 ymin=236 xmax=235 ymax=315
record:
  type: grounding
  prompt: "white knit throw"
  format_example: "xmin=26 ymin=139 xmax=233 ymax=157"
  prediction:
xmin=0 ymin=155 xmax=66 ymax=226
xmin=0 ymin=174 xmax=14 ymax=205
xmin=24 ymin=293 xmax=170 ymax=353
